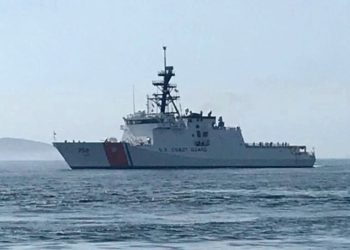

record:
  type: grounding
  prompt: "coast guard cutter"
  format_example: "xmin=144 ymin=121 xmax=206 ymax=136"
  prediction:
xmin=54 ymin=47 xmax=316 ymax=169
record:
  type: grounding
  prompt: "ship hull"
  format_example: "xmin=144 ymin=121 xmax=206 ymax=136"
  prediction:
xmin=53 ymin=142 xmax=315 ymax=169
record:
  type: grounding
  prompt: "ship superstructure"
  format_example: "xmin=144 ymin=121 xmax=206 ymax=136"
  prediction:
xmin=54 ymin=47 xmax=316 ymax=169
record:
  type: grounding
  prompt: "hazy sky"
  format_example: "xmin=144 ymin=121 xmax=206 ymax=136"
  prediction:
xmin=0 ymin=0 xmax=349 ymax=158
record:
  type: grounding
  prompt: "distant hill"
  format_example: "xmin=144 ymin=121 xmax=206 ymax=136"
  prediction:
xmin=0 ymin=138 xmax=63 ymax=161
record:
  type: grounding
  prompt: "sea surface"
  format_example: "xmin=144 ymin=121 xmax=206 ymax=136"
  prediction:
xmin=0 ymin=160 xmax=349 ymax=249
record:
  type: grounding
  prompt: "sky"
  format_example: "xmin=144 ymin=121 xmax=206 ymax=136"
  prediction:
xmin=0 ymin=0 xmax=349 ymax=158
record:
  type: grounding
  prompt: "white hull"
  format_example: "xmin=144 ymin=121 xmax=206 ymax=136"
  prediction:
xmin=53 ymin=48 xmax=316 ymax=170
xmin=54 ymin=142 xmax=315 ymax=169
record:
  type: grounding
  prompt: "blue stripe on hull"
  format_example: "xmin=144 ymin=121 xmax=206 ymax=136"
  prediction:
xmin=124 ymin=144 xmax=134 ymax=167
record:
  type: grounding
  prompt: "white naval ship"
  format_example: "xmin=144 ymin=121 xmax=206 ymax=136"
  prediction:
xmin=54 ymin=47 xmax=316 ymax=169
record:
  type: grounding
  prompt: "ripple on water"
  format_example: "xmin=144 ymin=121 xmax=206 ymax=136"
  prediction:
xmin=0 ymin=160 xmax=349 ymax=249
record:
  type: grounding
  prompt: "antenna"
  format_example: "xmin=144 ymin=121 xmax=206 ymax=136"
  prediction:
xmin=163 ymin=46 xmax=167 ymax=69
xmin=146 ymin=94 xmax=149 ymax=114
xmin=132 ymin=85 xmax=136 ymax=113
xmin=53 ymin=131 xmax=57 ymax=141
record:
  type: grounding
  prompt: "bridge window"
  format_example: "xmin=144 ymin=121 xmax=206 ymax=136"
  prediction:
xmin=197 ymin=131 xmax=201 ymax=137
xmin=203 ymin=132 xmax=208 ymax=137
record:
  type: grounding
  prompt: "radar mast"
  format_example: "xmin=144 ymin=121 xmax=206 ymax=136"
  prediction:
xmin=150 ymin=46 xmax=180 ymax=115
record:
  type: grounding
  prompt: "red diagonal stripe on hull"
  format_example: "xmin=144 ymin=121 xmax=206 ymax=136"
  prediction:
xmin=103 ymin=143 xmax=129 ymax=167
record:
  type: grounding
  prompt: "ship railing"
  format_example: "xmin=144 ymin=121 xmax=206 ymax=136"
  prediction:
xmin=126 ymin=113 xmax=162 ymax=120
xmin=62 ymin=140 xmax=86 ymax=143
xmin=245 ymin=143 xmax=310 ymax=152
xmin=245 ymin=142 xmax=292 ymax=148
xmin=125 ymin=111 xmax=147 ymax=119
xmin=213 ymin=126 xmax=241 ymax=131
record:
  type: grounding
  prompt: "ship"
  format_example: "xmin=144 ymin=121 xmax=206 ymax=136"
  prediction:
xmin=54 ymin=47 xmax=316 ymax=169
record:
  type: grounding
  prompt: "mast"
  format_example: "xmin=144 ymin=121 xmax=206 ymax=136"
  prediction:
xmin=160 ymin=46 xmax=169 ymax=113
xmin=151 ymin=46 xmax=180 ymax=115
xmin=163 ymin=46 xmax=167 ymax=71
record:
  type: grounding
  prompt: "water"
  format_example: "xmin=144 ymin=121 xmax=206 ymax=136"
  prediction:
xmin=0 ymin=160 xmax=349 ymax=249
